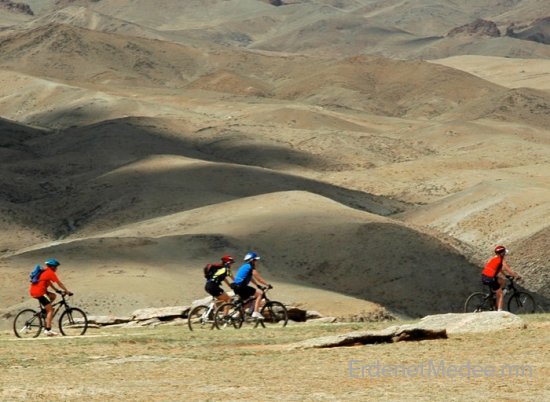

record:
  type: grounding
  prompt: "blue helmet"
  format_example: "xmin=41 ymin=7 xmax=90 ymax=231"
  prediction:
xmin=244 ymin=252 xmax=260 ymax=262
xmin=45 ymin=258 xmax=60 ymax=267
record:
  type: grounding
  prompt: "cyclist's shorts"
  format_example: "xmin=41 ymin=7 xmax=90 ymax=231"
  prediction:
xmin=35 ymin=294 xmax=52 ymax=307
xmin=481 ymin=274 xmax=500 ymax=291
xmin=205 ymin=281 xmax=224 ymax=297
xmin=232 ymin=284 xmax=256 ymax=300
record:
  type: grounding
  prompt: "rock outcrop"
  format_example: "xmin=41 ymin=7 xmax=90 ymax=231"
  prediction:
xmin=0 ymin=0 xmax=33 ymax=15
xmin=289 ymin=312 xmax=526 ymax=349
xmin=447 ymin=19 xmax=500 ymax=38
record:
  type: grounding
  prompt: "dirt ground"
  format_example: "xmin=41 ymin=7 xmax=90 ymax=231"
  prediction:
xmin=0 ymin=314 xmax=548 ymax=401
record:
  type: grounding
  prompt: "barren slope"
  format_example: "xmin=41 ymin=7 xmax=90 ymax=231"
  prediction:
xmin=430 ymin=55 xmax=550 ymax=91
xmin=0 ymin=191 xmax=481 ymax=326
xmin=1 ymin=1 xmax=549 ymax=326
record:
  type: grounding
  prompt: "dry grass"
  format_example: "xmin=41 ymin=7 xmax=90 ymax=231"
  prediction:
xmin=1 ymin=314 xmax=548 ymax=401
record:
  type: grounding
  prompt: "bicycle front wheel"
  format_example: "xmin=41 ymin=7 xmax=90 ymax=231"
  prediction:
xmin=59 ymin=307 xmax=88 ymax=336
xmin=258 ymin=301 xmax=288 ymax=328
xmin=187 ymin=305 xmax=215 ymax=331
xmin=214 ymin=302 xmax=244 ymax=329
xmin=13 ymin=309 xmax=42 ymax=338
xmin=464 ymin=292 xmax=494 ymax=313
xmin=508 ymin=292 xmax=536 ymax=314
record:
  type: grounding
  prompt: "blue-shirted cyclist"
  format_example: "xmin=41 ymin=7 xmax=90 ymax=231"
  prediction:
xmin=231 ymin=252 xmax=271 ymax=320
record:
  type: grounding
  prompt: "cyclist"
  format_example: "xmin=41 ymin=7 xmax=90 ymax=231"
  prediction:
xmin=29 ymin=258 xmax=72 ymax=336
xmin=231 ymin=252 xmax=271 ymax=320
xmin=481 ymin=245 xmax=522 ymax=311
xmin=204 ymin=255 xmax=235 ymax=304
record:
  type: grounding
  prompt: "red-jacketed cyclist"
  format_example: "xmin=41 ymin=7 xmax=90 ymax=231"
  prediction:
xmin=29 ymin=258 xmax=72 ymax=336
xmin=481 ymin=246 xmax=521 ymax=311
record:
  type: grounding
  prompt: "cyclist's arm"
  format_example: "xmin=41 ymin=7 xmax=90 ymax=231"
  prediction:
xmin=502 ymin=261 xmax=521 ymax=280
xmin=51 ymin=279 xmax=71 ymax=294
xmin=251 ymin=270 xmax=270 ymax=287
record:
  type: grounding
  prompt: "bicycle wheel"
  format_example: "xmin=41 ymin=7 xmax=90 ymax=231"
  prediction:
xmin=508 ymin=292 xmax=536 ymax=314
xmin=214 ymin=302 xmax=244 ymax=329
xmin=13 ymin=309 xmax=42 ymax=338
xmin=59 ymin=307 xmax=88 ymax=336
xmin=258 ymin=301 xmax=288 ymax=328
xmin=187 ymin=305 xmax=215 ymax=331
xmin=464 ymin=292 xmax=494 ymax=313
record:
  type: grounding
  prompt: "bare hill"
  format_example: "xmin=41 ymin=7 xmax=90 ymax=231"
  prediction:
xmin=0 ymin=116 xmax=402 ymax=248
xmin=444 ymin=87 xmax=550 ymax=128
xmin=430 ymin=55 xmax=550 ymax=91
xmin=0 ymin=23 xmax=523 ymax=123
xmin=25 ymin=6 xmax=166 ymax=41
xmin=0 ymin=191 xmax=481 ymax=321
xmin=0 ymin=23 xmax=205 ymax=87
xmin=1 ymin=1 xmax=549 ymax=325
xmin=12 ymin=0 xmax=550 ymax=60
xmin=506 ymin=16 xmax=550 ymax=44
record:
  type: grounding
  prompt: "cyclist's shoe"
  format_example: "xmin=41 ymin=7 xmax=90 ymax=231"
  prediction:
xmin=44 ymin=329 xmax=58 ymax=337
xmin=252 ymin=311 xmax=264 ymax=320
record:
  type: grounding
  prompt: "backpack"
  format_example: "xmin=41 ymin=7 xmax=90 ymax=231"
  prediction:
xmin=29 ymin=264 xmax=45 ymax=284
xmin=203 ymin=263 xmax=222 ymax=279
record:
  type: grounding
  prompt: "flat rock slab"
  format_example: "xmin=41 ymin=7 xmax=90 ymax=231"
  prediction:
xmin=86 ymin=315 xmax=133 ymax=325
xmin=404 ymin=311 xmax=526 ymax=334
xmin=131 ymin=306 xmax=189 ymax=321
xmin=290 ymin=326 xmax=446 ymax=349
xmin=290 ymin=312 xmax=526 ymax=349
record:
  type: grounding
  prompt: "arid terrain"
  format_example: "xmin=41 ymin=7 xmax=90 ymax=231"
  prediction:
xmin=1 ymin=315 xmax=549 ymax=401
xmin=0 ymin=2 xmax=549 ymax=398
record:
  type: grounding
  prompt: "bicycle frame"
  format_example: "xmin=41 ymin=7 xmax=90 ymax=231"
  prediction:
xmin=42 ymin=292 xmax=71 ymax=319
xmin=14 ymin=291 xmax=88 ymax=338
xmin=233 ymin=287 xmax=272 ymax=310
xmin=465 ymin=275 xmax=534 ymax=314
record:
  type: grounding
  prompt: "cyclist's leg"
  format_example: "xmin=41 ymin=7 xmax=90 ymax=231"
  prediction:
xmin=37 ymin=294 xmax=55 ymax=332
xmin=207 ymin=281 xmax=232 ymax=313
xmin=216 ymin=293 xmax=232 ymax=314
xmin=206 ymin=281 xmax=225 ymax=302
xmin=495 ymin=276 xmax=505 ymax=310
xmin=217 ymin=292 xmax=231 ymax=303
xmin=233 ymin=285 xmax=256 ymax=314
xmin=253 ymin=289 xmax=263 ymax=313
xmin=240 ymin=286 xmax=260 ymax=312
xmin=482 ymin=275 xmax=501 ymax=310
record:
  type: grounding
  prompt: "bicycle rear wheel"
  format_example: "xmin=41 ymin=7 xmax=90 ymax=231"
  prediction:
xmin=59 ymin=307 xmax=88 ymax=336
xmin=507 ymin=292 xmax=536 ymax=314
xmin=13 ymin=309 xmax=42 ymax=338
xmin=214 ymin=302 xmax=244 ymax=329
xmin=258 ymin=301 xmax=288 ymax=328
xmin=187 ymin=305 xmax=215 ymax=331
xmin=464 ymin=292 xmax=494 ymax=313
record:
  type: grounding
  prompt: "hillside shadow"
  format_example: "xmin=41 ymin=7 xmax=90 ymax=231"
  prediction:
xmin=26 ymin=161 xmax=403 ymax=238
xmin=1 ymin=115 xmax=405 ymax=240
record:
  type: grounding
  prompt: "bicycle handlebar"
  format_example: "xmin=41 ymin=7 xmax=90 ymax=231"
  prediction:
xmin=55 ymin=290 xmax=74 ymax=296
xmin=505 ymin=275 xmax=522 ymax=282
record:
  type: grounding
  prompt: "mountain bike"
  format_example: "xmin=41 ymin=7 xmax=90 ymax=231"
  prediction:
xmin=464 ymin=275 xmax=535 ymax=314
xmin=187 ymin=298 xmax=225 ymax=331
xmin=13 ymin=291 xmax=88 ymax=338
xmin=214 ymin=285 xmax=288 ymax=329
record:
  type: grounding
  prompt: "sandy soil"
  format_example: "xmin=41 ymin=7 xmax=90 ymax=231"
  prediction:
xmin=0 ymin=315 xmax=548 ymax=401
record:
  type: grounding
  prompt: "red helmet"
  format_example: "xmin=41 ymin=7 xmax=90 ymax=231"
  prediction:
xmin=495 ymin=245 xmax=508 ymax=255
xmin=221 ymin=255 xmax=235 ymax=265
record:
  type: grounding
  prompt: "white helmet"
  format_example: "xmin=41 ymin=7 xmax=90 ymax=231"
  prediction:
xmin=244 ymin=252 xmax=260 ymax=262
